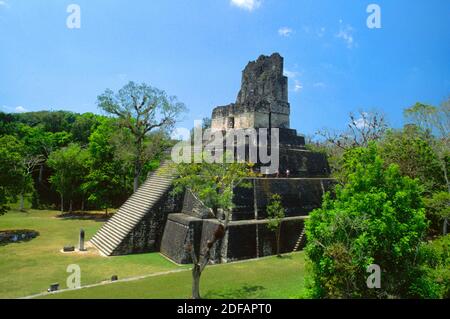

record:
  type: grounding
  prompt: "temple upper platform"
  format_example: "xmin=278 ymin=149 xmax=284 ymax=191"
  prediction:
xmin=211 ymin=53 xmax=291 ymax=130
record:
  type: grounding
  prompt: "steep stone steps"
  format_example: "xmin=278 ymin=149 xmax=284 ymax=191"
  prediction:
xmin=90 ymin=161 xmax=175 ymax=256
xmin=292 ymin=226 xmax=306 ymax=252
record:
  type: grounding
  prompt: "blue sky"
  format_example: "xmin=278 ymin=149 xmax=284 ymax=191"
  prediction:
xmin=0 ymin=0 xmax=449 ymax=136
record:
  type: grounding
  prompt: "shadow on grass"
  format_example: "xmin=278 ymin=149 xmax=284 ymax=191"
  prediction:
xmin=277 ymin=254 xmax=293 ymax=260
xmin=0 ymin=229 xmax=40 ymax=246
xmin=56 ymin=212 xmax=111 ymax=222
xmin=203 ymin=284 xmax=266 ymax=299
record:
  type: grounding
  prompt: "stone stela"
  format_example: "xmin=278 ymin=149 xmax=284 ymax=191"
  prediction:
xmin=79 ymin=229 xmax=86 ymax=252
xmin=90 ymin=53 xmax=334 ymax=264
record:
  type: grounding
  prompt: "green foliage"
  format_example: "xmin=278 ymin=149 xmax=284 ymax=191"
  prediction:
xmin=380 ymin=125 xmax=446 ymax=194
xmin=0 ymin=135 xmax=25 ymax=213
xmin=266 ymin=194 xmax=286 ymax=256
xmin=266 ymin=194 xmax=285 ymax=231
xmin=0 ymin=104 xmax=172 ymax=211
xmin=47 ymin=144 xmax=90 ymax=211
xmin=403 ymin=102 xmax=449 ymax=139
xmin=83 ymin=118 xmax=131 ymax=211
xmin=403 ymin=101 xmax=449 ymax=191
xmin=424 ymin=192 xmax=450 ymax=235
xmin=412 ymin=235 xmax=450 ymax=298
xmin=305 ymin=143 xmax=429 ymax=298
xmin=98 ymin=81 xmax=186 ymax=191
xmin=173 ymin=154 xmax=256 ymax=216
xmin=12 ymin=110 xmax=78 ymax=133
xmin=70 ymin=112 xmax=101 ymax=144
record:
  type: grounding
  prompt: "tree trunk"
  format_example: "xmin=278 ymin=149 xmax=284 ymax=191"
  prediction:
xmin=133 ymin=174 xmax=139 ymax=193
xmin=69 ymin=200 xmax=73 ymax=213
xmin=276 ymin=226 xmax=281 ymax=257
xmin=81 ymin=198 xmax=85 ymax=212
xmin=133 ymin=161 xmax=141 ymax=193
xmin=38 ymin=164 xmax=43 ymax=183
xmin=442 ymin=162 xmax=449 ymax=235
xmin=60 ymin=194 xmax=64 ymax=214
xmin=444 ymin=219 xmax=448 ymax=236
xmin=253 ymin=180 xmax=259 ymax=258
xmin=19 ymin=193 xmax=25 ymax=212
xmin=192 ymin=264 xmax=202 ymax=299
xmin=441 ymin=158 xmax=450 ymax=194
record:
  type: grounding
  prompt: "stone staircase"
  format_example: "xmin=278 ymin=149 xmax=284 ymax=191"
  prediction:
xmin=90 ymin=161 xmax=174 ymax=256
xmin=292 ymin=226 xmax=306 ymax=252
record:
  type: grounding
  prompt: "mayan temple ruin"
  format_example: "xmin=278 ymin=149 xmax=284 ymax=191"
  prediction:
xmin=91 ymin=53 xmax=334 ymax=263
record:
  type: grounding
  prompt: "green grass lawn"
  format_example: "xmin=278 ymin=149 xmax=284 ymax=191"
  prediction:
xmin=0 ymin=209 xmax=186 ymax=298
xmin=42 ymin=253 xmax=307 ymax=299
xmin=1 ymin=208 xmax=308 ymax=299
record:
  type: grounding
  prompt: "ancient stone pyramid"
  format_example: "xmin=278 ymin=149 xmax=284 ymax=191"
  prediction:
xmin=91 ymin=53 xmax=333 ymax=262
xmin=90 ymin=161 xmax=176 ymax=256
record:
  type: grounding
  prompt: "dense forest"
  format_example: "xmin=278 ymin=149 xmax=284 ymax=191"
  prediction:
xmin=308 ymin=101 xmax=449 ymax=237
xmin=0 ymin=110 xmax=163 ymax=212
xmin=0 ymin=82 xmax=186 ymax=214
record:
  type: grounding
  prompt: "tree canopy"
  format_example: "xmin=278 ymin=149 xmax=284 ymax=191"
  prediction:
xmin=98 ymin=81 xmax=187 ymax=192
xmin=306 ymin=143 xmax=429 ymax=298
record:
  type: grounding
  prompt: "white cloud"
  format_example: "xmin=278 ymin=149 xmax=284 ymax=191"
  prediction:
xmin=230 ymin=0 xmax=261 ymax=11
xmin=294 ymin=80 xmax=303 ymax=92
xmin=283 ymin=69 xmax=299 ymax=78
xmin=353 ymin=113 xmax=369 ymax=129
xmin=0 ymin=1 xmax=9 ymax=8
xmin=278 ymin=27 xmax=293 ymax=37
xmin=336 ymin=23 xmax=355 ymax=48
xmin=15 ymin=106 xmax=28 ymax=113
xmin=284 ymin=70 xmax=303 ymax=92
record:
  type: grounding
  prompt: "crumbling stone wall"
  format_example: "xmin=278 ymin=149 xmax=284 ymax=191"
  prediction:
xmin=212 ymin=53 xmax=290 ymax=130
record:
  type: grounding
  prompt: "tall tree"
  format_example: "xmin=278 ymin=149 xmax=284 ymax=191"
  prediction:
xmin=172 ymin=155 xmax=256 ymax=299
xmin=315 ymin=110 xmax=388 ymax=177
xmin=379 ymin=125 xmax=445 ymax=194
xmin=317 ymin=110 xmax=388 ymax=151
xmin=404 ymin=100 xmax=450 ymax=234
xmin=47 ymin=144 xmax=90 ymax=213
xmin=70 ymin=112 xmax=101 ymax=145
xmin=0 ymin=135 xmax=26 ymax=214
xmin=83 ymin=118 xmax=131 ymax=214
xmin=18 ymin=154 xmax=44 ymax=211
xmin=98 ymin=81 xmax=186 ymax=192
xmin=266 ymin=194 xmax=286 ymax=257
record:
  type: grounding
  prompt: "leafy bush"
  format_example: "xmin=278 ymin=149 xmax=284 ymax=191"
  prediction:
xmin=413 ymin=235 xmax=450 ymax=298
xmin=305 ymin=143 xmax=430 ymax=298
xmin=266 ymin=194 xmax=286 ymax=257
xmin=423 ymin=192 xmax=450 ymax=235
xmin=379 ymin=125 xmax=445 ymax=194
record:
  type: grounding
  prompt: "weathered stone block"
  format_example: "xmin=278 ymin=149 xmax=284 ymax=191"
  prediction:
xmin=160 ymin=214 xmax=203 ymax=264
